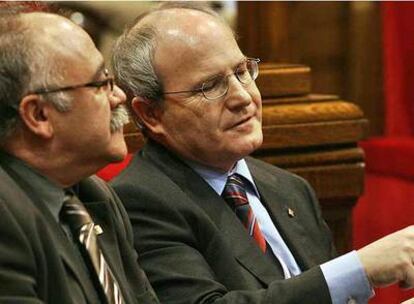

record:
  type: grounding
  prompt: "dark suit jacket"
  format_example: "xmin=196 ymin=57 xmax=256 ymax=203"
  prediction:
xmin=112 ymin=140 xmax=337 ymax=304
xmin=0 ymin=162 xmax=159 ymax=304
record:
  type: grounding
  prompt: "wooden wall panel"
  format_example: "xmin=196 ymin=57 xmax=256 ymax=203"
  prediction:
xmin=237 ymin=1 xmax=383 ymax=136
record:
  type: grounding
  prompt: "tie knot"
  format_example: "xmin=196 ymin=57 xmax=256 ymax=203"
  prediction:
xmin=60 ymin=193 xmax=93 ymax=232
xmin=227 ymin=173 xmax=245 ymax=186
xmin=222 ymin=174 xmax=249 ymax=208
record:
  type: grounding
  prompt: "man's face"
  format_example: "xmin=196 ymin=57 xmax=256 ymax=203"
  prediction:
xmin=152 ymin=12 xmax=263 ymax=171
xmin=45 ymin=18 xmax=128 ymax=166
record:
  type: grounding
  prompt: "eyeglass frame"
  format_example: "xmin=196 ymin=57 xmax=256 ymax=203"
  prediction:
xmin=163 ymin=57 xmax=260 ymax=100
xmin=27 ymin=68 xmax=114 ymax=95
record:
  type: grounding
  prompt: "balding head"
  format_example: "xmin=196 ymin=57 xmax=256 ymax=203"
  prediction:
xmin=112 ymin=2 xmax=234 ymax=130
xmin=147 ymin=8 xmax=236 ymax=90
xmin=0 ymin=11 xmax=102 ymax=141
xmin=112 ymin=2 xmax=262 ymax=170
xmin=22 ymin=13 xmax=96 ymax=59
xmin=138 ymin=6 xmax=229 ymax=44
xmin=1 ymin=10 xmax=129 ymax=184
xmin=20 ymin=12 xmax=100 ymax=92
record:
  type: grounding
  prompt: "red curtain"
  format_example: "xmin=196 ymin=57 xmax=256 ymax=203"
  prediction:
xmin=383 ymin=2 xmax=414 ymax=136
xmin=353 ymin=2 xmax=414 ymax=303
xmin=354 ymin=139 xmax=414 ymax=303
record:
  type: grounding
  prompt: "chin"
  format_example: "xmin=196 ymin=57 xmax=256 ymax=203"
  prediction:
xmin=239 ymin=130 xmax=263 ymax=155
xmin=230 ymin=141 xmax=261 ymax=163
xmin=254 ymin=135 xmax=263 ymax=150
xmin=108 ymin=153 xmax=126 ymax=163
xmin=106 ymin=141 xmax=128 ymax=163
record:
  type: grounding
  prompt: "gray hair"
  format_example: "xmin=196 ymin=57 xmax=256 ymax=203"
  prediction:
xmin=112 ymin=25 xmax=162 ymax=104
xmin=111 ymin=2 xmax=222 ymax=130
xmin=0 ymin=12 xmax=72 ymax=141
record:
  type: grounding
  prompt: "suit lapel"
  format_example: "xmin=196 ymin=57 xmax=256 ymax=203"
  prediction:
xmin=144 ymin=142 xmax=285 ymax=285
xmin=248 ymin=159 xmax=322 ymax=270
xmin=0 ymin=165 xmax=98 ymax=303
xmin=38 ymin=206 xmax=99 ymax=304
xmin=183 ymin=175 xmax=285 ymax=285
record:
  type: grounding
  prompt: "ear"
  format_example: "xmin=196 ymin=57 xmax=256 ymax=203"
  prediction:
xmin=18 ymin=94 xmax=54 ymax=139
xmin=131 ymin=96 xmax=164 ymax=135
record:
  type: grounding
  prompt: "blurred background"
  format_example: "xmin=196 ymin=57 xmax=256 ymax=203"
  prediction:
xmin=9 ymin=1 xmax=414 ymax=303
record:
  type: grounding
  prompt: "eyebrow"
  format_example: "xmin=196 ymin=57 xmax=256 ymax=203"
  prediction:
xmin=193 ymin=57 xmax=248 ymax=89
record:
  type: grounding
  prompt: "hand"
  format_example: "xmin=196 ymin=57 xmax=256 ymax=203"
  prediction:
xmin=401 ymin=298 xmax=414 ymax=304
xmin=357 ymin=226 xmax=414 ymax=288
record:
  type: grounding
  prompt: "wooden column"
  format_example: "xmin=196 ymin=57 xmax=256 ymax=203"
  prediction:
xmin=255 ymin=65 xmax=367 ymax=254
xmin=237 ymin=2 xmax=291 ymax=62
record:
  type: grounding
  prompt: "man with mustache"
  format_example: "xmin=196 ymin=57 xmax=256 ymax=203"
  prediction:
xmin=112 ymin=2 xmax=414 ymax=304
xmin=0 ymin=8 xmax=158 ymax=304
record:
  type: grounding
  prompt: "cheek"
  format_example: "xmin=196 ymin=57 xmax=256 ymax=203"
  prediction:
xmin=200 ymin=108 xmax=224 ymax=138
xmin=94 ymin=99 xmax=112 ymax=123
xmin=170 ymin=102 xmax=208 ymax=130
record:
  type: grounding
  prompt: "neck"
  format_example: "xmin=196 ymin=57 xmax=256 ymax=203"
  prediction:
xmin=3 ymin=140 xmax=105 ymax=188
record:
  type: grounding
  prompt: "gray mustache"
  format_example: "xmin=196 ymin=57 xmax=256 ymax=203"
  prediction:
xmin=110 ymin=105 xmax=130 ymax=133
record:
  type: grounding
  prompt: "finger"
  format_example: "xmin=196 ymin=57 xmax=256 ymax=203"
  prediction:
xmin=401 ymin=299 xmax=414 ymax=304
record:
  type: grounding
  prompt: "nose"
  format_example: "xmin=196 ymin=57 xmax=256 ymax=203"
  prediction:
xmin=109 ymin=84 xmax=127 ymax=108
xmin=224 ymin=75 xmax=252 ymax=110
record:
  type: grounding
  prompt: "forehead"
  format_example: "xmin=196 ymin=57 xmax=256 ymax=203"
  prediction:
xmin=25 ymin=12 xmax=104 ymax=81
xmin=152 ymin=9 xmax=244 ymax=86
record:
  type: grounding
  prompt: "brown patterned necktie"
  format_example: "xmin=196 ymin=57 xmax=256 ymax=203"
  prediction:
xmin=60 ymin=193 xmax=124 ymax=304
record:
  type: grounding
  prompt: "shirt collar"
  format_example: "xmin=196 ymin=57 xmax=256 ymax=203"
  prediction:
xmin=186 ymin=158 xmax=260 ymax=196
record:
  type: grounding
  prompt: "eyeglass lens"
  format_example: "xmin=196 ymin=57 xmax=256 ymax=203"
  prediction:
xmin=202 ymin=59 xmax=259 ymax=100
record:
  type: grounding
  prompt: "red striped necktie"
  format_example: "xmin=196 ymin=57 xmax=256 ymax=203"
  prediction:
xmin=222 ymin=174 xmax=267 ymax=252
xmin=222 ymin=174 xmax=296 ymax=278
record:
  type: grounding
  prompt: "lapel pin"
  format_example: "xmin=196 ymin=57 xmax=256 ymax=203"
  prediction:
xmin=94 ymin=224 xmax=103 ymax=235
xmin=287 ymin=207 xmax=295 ymax=218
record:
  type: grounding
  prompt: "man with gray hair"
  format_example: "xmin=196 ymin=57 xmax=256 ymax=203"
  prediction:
xmin=0 ymin=7 xmax=158 ymax=304
xmin=112 ymin=2 xmax=414 ymax=304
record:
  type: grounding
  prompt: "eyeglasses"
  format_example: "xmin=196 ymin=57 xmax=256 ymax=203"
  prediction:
xmin=163 ymin=57 xmax=260 ymax=100
xmin=27 ymin=69 xmax=114 ymax=95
